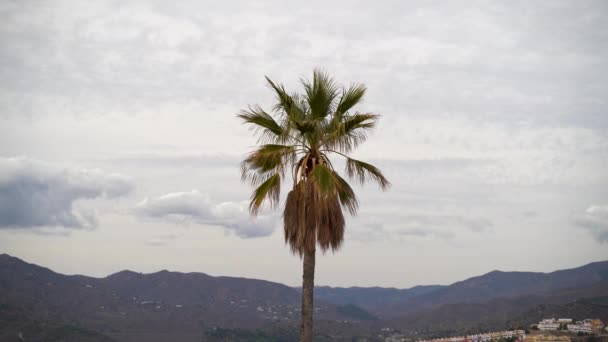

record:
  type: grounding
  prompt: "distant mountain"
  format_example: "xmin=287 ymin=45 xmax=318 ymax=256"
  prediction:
xmin=318 ymin=261 xmax=608 ymax=317
xmin=385 ymin=282 xmax=608 ymax=338
xmin=410 ymin=261 xmax=608 ymax=305
xmin=376 ymin=261 xmax=608 ymax=316
xmin=312 ymin=285 xmax=444 ymax=310
xmin=1 ymin=254 xmax=607 ymax=342
xmin=0 ymin=254 xmax=367 ymax=342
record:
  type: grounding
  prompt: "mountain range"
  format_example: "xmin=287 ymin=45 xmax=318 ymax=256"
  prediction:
xmin=1 ymin=254 xmax=607 ymax=341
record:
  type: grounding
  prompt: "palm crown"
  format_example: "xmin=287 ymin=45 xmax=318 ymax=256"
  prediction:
xmin=238 ymin=69 xmax=389 ymax=256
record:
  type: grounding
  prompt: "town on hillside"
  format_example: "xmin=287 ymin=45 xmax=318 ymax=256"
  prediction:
xmin=536 ymin=318 xmax=605 ymax=335
xmin=385 ymin=318 xmax=607 ymax=342
xmin=386 ymin=330 xmax=526 ymax=342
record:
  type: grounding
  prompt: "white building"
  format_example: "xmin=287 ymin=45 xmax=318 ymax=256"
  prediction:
xmin=568 ymin=321 xmax=593 ymax=334
xmin=418 ymin=330 xmax=525 ymax=342
xmin=557 ymin=318 xmax=572 ymax=324
xmin=538 ymin=318 xmax=560 ymax=331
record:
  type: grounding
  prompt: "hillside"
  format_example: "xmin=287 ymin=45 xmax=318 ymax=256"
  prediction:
xmin=1 ymin=254 xmax=607 ymax=341
xmin=380 ymin=279 xmax=608 ymax=338
xmin=312 ymin=261 xmax=608 ymax=317
xmin=385 ymin=284 xmax=608 ymax=338
xmin=0 ymin=254 xmax=368 ymax=341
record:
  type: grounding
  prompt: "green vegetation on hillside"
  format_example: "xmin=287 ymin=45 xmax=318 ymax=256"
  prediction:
xmin=336 ymin=304 xmax=378 ymax=321
xmin=204 ymin=327 xmax=309 ymax=342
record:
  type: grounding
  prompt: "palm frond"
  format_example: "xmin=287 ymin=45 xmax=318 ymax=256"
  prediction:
xmin=249 ymin=173 xmax=281 ymax=215
xmin=265 ymin=76 xmax=305 ymax=122
xmin=241 ymin=144 xmax=296 ymax=185
xmin=237 ymin=106 xmax=285 ymax=141
xmin=316 ymin=193 xmax=344 ymax=253
xmin=293 ymin=120 xmax=317 ymax=136
xmin=322 ymin=113 xmax=379 ymax=153
xmin=336 ymin=83 xmax=366 ymax=116
xmin=283 ymin=189 xmax=299 ymax=252
xmin=283 ymin=182 xmax=317 ymax=256
xmin=309 ymin=164 xmax=336 ymax=194
xmin=283 ymin=176 xmax=345 ymax=256
xmin=343 ymin=113 xmax=378 ymax=132
xmin=345 ymin=157 xmax=391 ymax=190
xmin=332 ymin=171 xmax=358 ymax=215
xmin=302 ymin=69 xmax=339 ymax=121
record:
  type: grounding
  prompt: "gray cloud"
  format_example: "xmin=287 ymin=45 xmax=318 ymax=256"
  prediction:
xmin=144 ymin=233 xmax=179 ymax=247
xmin=347 ymin=219 xmax=387 ymax=242
xmin=349 ymin=213 xmax=490 ymax=242
xmin=573 ymin=205 xmax=608 ymax=244
xmin=396 ymin=227 xmax=455 ymax=240
xmin=106 ymin=153 xmax=239 ymax=168
xmin=396 ymin=214 xmax=492 ymax=234
xmin=0 ymin=1 xmax=607 ymax=286
xmin=134 ymin=190 xmax=276 ymax=238
xmin=1 ymin=0 xmax=606 ymax=131
xmin=0 ymin=156 xmax=133 ymax=229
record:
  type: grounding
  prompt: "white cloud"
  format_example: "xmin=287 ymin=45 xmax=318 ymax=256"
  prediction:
xmin=573 ymin=205 xmax=608 ymax=244
xmin=135 ymin=190 xmax=276 ymax=238
xmin=0 ymin=156 xmax=133 ymax=229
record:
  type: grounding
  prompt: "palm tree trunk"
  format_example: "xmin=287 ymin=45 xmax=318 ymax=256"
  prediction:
xmin=299 ymin=248 xmax=315 ymax=342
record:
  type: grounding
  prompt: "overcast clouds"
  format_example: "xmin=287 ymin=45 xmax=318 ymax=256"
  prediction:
xmin=0 ymin=156 xmax=132 ymax=229
xmin=0 ymin=0 xmax=607 ymax=287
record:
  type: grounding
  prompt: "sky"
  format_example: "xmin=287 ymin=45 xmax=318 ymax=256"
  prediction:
xmin=0 ymin=0 xmax=607 ymax=288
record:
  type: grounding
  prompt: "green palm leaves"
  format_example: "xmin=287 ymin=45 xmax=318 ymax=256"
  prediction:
xmin=239 ymin=69 xmax=389 ymax=256
xmin=345 ymin=157 xmax=390 ymax=190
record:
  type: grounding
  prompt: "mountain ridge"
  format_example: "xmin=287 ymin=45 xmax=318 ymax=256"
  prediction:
xmin=3 ymin=253 xmax=606 ymax=289
xmin=1 ymin=253 xmax=608 ymax=341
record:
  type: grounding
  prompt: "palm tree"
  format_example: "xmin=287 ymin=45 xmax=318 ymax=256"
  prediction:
xmin=238 ymin=69 xmax=389 ymax=342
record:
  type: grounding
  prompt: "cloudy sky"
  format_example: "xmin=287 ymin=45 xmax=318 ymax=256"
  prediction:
xmin=1 ymin=0 xmax=607 ymax=288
